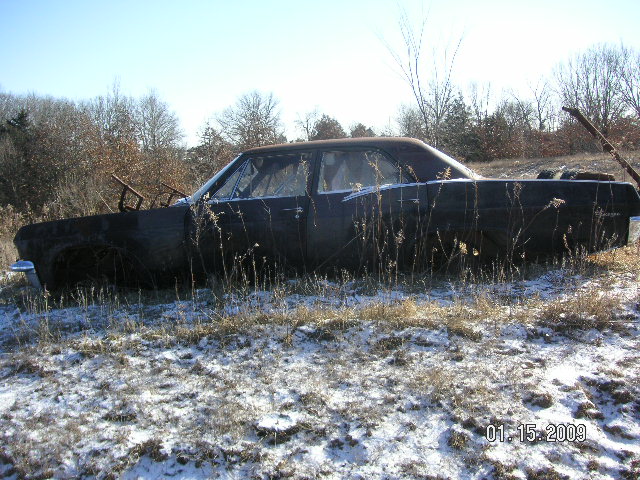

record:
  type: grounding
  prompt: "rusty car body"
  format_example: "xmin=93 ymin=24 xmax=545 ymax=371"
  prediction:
xmin=12 ymin=137 xmax=640 ymax=290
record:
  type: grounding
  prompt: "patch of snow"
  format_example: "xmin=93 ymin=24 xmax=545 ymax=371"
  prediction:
xmin=0 ymin=265 xmax=639 ymax=478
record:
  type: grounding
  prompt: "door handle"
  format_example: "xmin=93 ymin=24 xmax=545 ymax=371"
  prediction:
xmin=282 ymin=206 xmax=304 ymax=219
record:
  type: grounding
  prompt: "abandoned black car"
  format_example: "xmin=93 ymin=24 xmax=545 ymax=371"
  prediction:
xmin=12 ymin=137 xmax=640 ymax=290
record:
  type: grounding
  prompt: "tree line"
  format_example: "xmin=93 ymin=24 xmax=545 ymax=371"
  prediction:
xmin=392 ymin=40 xmax=640 ymax=162
xmin=0 ymin=84 xmax=185 ymax=221
xmin=0 ymin=43 xmax=639 ymax=225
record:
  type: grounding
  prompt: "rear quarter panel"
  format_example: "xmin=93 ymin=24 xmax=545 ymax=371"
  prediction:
xmin=425 ymin=179 xmax=638 ymax=255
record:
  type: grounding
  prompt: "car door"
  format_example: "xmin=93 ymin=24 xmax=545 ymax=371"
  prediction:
xmin=306 ymin=148 xmax=418 ymax=271
xmin=190 ymin=150 xmax=314 ymax=276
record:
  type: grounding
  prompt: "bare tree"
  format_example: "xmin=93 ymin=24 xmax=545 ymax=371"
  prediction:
xmin=82 ymin=80 xmax=137 ymax=144
xmin=295 ymin=109 xmax=320 ymax=141
xmin=217 ymin=91 xmax=285 ymax=150
xmin=504 ymin=94 xmax=534 ymax=132
xmin=619 ymin=44 xmax=640 ymax=118
xmin=135 ymin=89 xmax=183 ymax=152
xmin=187 ymin=122 xmax=234 ymax=186
xmin=385 ymin=8 xmax=462 ymax=148
xmin=555 ymin=44 xmax=626 ymax=135
xmin=0 ymin=88 xmax=190 ymax=217
xmin=467 ymin=82 xmax=492 ymax=128
xmin=0 ymin=92 xmax=20 ymax=122
xmin=396 ymin=105 xmax=427 ymax=139
xmin=528 ymin=79 xmax=556 ymax=131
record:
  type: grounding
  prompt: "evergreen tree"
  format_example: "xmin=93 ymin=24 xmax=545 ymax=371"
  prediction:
xmin=309 ymin=115 xmax=346 ymax=140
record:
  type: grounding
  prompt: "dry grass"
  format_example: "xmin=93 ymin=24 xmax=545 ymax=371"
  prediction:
xmin=0 ymin=237 xmax=17 ymax=271
xmin=538 ymin=288 xmax=625 ymax=332
xmin=0 ymin=254 xmax=637 ymax=479
xmin=2 ymin=240 xmax=636 ymax=352
xmin=358 ymin=298 xmax=418 ymax=323
xmin=468 ymin=151 xmax=640 ymax=181
xmin=587 ymin=241 xmax=640 ymax=273
xmin=94 ymin=299 xmax=423 ymax=350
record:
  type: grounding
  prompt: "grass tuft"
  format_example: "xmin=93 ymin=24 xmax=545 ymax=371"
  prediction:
xmin=538 ymin=289 xmax=624 ymax=333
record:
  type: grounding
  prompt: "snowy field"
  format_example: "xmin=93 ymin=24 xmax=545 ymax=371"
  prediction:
xmin=0 ymin=249 xmax=639 ymax=479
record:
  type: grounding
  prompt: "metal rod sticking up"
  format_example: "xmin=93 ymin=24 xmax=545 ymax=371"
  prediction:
xmin=562 ymin=106 xmax=640 ymax=189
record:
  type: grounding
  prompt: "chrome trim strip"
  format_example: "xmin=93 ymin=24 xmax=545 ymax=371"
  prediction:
xmin=341 ymin=183 xmax=422 ymax=202
xmin=424 ymin=178 xmax=632 ymax=186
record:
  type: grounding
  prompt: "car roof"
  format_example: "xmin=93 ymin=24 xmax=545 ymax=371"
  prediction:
xmin=243 ymin=137 xmax=429 ymax=154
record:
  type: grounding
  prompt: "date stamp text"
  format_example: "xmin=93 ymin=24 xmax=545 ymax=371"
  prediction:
xmin=485 ymin=423 xmax=586 ymax=443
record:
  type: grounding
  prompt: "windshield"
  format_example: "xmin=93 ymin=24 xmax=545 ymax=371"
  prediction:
xmin=187 ymin=155 xmax=242 ymax=203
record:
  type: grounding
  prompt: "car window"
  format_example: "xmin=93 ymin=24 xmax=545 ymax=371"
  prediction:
xmin=318 ymin=150 xmax=401 ymax=193
xmin=211 ymin=152 xmax=312 ymax=200
xmin=209 ymin=163 xmax=244 ymax=201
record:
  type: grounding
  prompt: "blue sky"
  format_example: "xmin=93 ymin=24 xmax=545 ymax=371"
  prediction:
xmin=1 ymin=0 xmax=639 ymax=146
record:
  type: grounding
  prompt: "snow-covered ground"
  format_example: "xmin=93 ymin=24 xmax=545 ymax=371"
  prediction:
xmin=0 ymin=253 xmax=639 ymax=479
